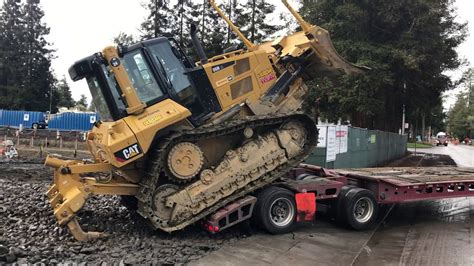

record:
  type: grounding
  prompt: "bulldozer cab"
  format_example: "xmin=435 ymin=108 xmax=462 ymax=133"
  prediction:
xmin=69 ymin=37 xmax=220 ymax=126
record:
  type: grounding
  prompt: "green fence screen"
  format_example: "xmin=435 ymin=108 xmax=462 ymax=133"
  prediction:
xmin=305 ymin=127 xmax=407 ymax=168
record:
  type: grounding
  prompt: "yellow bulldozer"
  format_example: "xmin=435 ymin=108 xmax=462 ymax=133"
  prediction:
xmin=45 ymin=0 xmax=362 ymax=241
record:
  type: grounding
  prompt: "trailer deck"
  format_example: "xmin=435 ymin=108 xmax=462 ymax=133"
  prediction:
xmin=293 ymin=165 xmax=474 ymax=204
xmin=205 ymin=164 xmax=474 ymax=235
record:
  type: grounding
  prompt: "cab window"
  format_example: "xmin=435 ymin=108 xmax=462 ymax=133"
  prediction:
xmin=123 ymin=50 xmax=164 ymax=104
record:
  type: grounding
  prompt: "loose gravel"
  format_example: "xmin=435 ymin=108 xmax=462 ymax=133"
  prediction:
xmin=0 ymin=160 xmax=247 ymax=264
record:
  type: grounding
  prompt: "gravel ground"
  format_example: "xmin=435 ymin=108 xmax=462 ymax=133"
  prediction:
xmin=0 ymin=160 xmax=247 ymax=264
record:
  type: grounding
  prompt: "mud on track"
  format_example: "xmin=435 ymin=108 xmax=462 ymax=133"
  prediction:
xmin=0 ymin=160 xmax=247 ymax=264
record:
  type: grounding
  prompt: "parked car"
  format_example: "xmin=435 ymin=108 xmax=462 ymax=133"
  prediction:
xmin=435 ymin=132 xmax=448 ymax=146
xmin=31 ymin=120 xmax=48 ymax=129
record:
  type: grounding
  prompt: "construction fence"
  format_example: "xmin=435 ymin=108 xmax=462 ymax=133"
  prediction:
xmin=0 ymin=127 xmax=87 ymax=150
xmin=305 ymin=126 xmax=407 ymax=169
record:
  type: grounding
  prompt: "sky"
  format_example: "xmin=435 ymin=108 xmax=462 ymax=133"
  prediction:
xmin=41 ymin=0 xmax=299 ymax=104
xmin=38 ymin=0 xmax=474 ymax=110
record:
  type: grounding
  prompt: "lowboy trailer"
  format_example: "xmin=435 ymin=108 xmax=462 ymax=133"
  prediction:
xmin=203 ymin=164 xmax=474 ymax=234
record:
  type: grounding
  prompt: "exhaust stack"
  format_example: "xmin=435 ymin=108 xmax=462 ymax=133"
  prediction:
xmin=190 ymin=24 xmax=208 ymax=65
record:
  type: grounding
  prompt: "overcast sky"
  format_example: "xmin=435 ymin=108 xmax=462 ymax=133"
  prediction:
xmin=38 ymin=0 xmax=473 ymax=110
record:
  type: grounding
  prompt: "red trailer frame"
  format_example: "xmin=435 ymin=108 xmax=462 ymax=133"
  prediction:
xmin=290 ymin=164 xmax=474 ymax=204
xmin=204 ymin=164 xmax=474 ymax=233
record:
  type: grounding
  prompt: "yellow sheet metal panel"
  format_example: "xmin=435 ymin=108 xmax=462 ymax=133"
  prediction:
xmin=203 ymin=50 xmax=276 ymax=111
xmin=124 ymin=98 xmax=191 ymax=154
xmin=87 ymin=99 xmax=190 ymax=168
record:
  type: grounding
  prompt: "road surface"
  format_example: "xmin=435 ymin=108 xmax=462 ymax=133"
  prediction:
xmin=194 ymin=144 xmax=474 ymax=265
xmin=408 ymin=144 xmax=474 ymax=167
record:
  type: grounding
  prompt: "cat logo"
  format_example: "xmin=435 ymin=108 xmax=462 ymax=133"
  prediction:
xmin=114 ymin=143 xmax=142 ymax=162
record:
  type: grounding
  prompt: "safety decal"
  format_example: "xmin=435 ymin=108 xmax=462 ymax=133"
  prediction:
xmin=257 ymin=68 xmax=276 ymax=84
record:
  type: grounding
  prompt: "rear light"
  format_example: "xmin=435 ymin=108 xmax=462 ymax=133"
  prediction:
xmin=203 ymin=222 xmax=219 ymax=233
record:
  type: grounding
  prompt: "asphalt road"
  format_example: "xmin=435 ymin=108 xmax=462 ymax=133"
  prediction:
xmin=408 ymin=144 xmax=474 ymax=167
xmin=195 ymin=145 xmax=474 ymax=266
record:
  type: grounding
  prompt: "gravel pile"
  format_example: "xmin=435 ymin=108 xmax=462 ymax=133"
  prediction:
xmin=0 ymin=162 xmax=247 ymax=264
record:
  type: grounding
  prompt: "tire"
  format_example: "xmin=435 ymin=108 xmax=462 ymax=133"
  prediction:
xmin=31 ymin=123 xmax=38 ymax=129
xmin=339 ymin=188 xmax=378 ymax=230
xmin=444 ymin=143 xmax=448 ymax=146
xmin=254 ymin=186 xmax=296 ymax=234
xmin=333 ymin=185 xmax=357 ymax=222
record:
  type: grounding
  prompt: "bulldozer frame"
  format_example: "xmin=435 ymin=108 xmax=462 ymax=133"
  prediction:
xmin=45 ymin=0 xmax=362 ymax=241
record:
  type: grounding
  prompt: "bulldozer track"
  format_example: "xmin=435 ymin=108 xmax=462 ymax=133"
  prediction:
xmin=135 ymin=112 xmax=318 ymax=232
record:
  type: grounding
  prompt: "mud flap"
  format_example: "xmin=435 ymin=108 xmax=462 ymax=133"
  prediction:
xmin=295 ymin=192 xmax=316 ymax=222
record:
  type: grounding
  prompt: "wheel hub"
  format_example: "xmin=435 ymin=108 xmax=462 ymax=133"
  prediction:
xmin=167 ymin=142 xmax=204 ymax=182
xmin=152 ymin=184 xmax=179 ymax=224
xmin=269 ymin=198 xmax=294 ymax=227
xmin=353 ymin=197 xmax=374 ymax=223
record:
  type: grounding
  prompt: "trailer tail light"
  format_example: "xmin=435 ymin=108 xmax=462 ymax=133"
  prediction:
xmin=203 ymin=222 xmax=220 ymax=234
xmin=295 ymin=192 xmax=316 ymax=222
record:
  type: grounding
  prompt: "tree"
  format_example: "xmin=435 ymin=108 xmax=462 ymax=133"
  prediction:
xmin=200 ymin=0 xmax=228 ymax=57
xmin=21 ymin=0 xmax=55 ymax=111
xmin=55 ymin=77 xmax=75 ymax=109
xmin=0 ymin=0 xmax=26 ymax=109
xmin=113 ymin=32 xmax=136 ymax=45
xmin=448 ymin=68 xmax=474 ymax=139
xmin=75 ymin=94 xmax=88 ymax=111
xmin=0 ymin=0 xmax=55 ymax=112
xmin=448 ymin=92 xmax=470 ymax=138
xmin=140 ymin=0 xmax=173 ymax=39
xmin=301 ymin=0 xmax=467 ymax=132
xmin=234 ymin=0 xmax=279 ymax=43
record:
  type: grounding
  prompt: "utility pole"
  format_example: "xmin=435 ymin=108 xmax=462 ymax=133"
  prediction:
xmin=401 ymin=82 xmax=406 ymax=135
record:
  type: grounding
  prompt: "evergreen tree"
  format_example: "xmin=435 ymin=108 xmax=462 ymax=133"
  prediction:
xmin=0 ymin=0 xmax=25 ymax=109
xmin=301 ymin=0 xmax=467 ymax=132
xmin=22 ymin=0 xmax=55 ymax=111
xmin=75 ymin=94 xmax=88 ymax=111
xmin=448 ymin=92 xmax=470 ymax=139
xmin=448 ymin=68 xmax=474 ymax=139
xmin=223 ymin=0 xmax=240 ymax=44
xmin=234 ymin=0 xmax=279 ymax=43
xmin=140 ymin=0 xmax=173 ymax=39
xmin=113 ymin=32 xmax=136 ymax=45
xmin=170 ymin=0 xmax=202 ymax=54
xmin=200 ymin=0 xmax=227 ymax=57
xmin=55 ymin=77 xmax=75 ymax=109
xmin=0 ymin=0 xmax=55 ymax=112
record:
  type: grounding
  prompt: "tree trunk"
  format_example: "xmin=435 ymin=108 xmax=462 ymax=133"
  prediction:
xmin=250 ymin=0 xmax=256 ymax=43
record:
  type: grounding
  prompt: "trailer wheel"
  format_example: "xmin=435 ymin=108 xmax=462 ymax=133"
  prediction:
xmin=340 ymin=188 xmax=378 ymax=230
xmin=31 ymin=123 xmax=38 ymax=130
xmin=255 ymin=186 xmax=296 ymax=234
xmin=334 ymin=185 xmax=357 ymax=223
